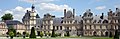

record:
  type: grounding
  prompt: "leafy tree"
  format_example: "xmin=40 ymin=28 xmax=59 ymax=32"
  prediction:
xmin=29 ymin=27 xmax=36 ymax=38
xmin=23 ymin=32 xmax=26 ymax=38
xmin=9 ymin=31 xmax=14 ymax=39
xmin=114 ymin=30 xmax=119 ymax=39
xmin=48 ymin=33 xmax=52 ymax=36
xmin=109 ymin=32 xmax=112 ymax=38
xmin=56 ymin=33 xmax=61 ymax=37
xmin=16 ymin=32 xmax=21 ymax=37
xmin=26 ymin=32 xmax=29 ymax=37
xmin=6 ymin=32 xmax=9 ymax=38
xmin=8 ymin=26 xmax=16 ymax=36
xmin=66 ymin=31 xmax=70 ymax=37
xmin=40 ymin=32 xmax=43 ymax=37
xmin=1 ymin=13 xmax=13 ymax=21
xmin=51 ymin=27 xmax=56 ymax=37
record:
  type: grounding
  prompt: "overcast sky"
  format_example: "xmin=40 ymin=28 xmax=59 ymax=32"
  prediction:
xmin=0 ymin=0 xmax=120 ymax=21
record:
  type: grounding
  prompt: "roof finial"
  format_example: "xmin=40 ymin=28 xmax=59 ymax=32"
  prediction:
xmin=31 ymin=0 xmax=35 ymax=11
xmin=31 ymin=4 xmax=35 ymax=11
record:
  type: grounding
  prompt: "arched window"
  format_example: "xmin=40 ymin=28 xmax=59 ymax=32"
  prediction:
xmin=93 ymin=20 xmax=97 ymax=23
xmin=103 ymin=20 xmax=108 ymax=23
xmin=61 ymin=20 xmax=63 ymax=23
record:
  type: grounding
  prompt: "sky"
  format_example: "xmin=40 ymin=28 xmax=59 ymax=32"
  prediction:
xmin=0 ymin=0 xmax=120 ymax=22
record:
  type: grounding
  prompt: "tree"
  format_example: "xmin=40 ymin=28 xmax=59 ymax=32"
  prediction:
xmin=109 ymin=32 xmax=112 ymax=38
xmin=114 ymin=30 xmax=119 ymax=39
xmin=66 ymin=31 xmax=70 ymax=37
xmin=40 ymin=32 xmax=43 ymax=37
xmin=51 ymin=27 xmax=56 ymax=37
xmin=23 ymin=32 xmax=26 ymax=38
xmin=29 ymin=27 xmax=36 ymax=38
xmin=16 ymin=32 xmax=21 ymax=37
xmin=8 ymin=26 xmax=16 ymax=36
xmin=1 ymin=13 xmax=13 ymax=21
xmin=9 ymin=31 xmax=14 ymax=39
xmin=6 ymin=32 xmax=9 ymax=38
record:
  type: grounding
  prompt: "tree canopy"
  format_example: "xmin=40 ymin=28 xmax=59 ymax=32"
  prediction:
xmin=1 ymin=13 xmax=13 ymax=21
xmin=30 ymin=27 xmax=36 ymax=38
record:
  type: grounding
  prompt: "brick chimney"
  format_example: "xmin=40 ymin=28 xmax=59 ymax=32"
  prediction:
xmin=64 ymin=9 xmax=66 ymax=18
xmin=73 ymin=9 xmax=75 ymax=18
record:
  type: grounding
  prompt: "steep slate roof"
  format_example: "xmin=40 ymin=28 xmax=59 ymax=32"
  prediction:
xmin=92 ymin=15 xmax=108 ymax=23
xmin=36 ymin=15 xmax=108 ymax=26
xmin=22 ymin=11 xmax=30 ymax=21
xmin=36 ymin=18 xmax=43 ymax=26
xmin=36 ymin=14 xmax=40 ymax=18
xmin=5 ymin=20 xmax=23 ymax=25
xmin=53 ymin=18 xmax=63 ymax=26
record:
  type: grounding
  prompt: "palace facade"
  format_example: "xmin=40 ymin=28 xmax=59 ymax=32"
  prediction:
xmin=22 ymin=5 xmax=120 ymax=36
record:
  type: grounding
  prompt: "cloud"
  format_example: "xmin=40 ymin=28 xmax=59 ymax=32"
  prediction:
xmin=36 ymin=3 xmax=72 ymax=12
xmin=95 ymin=6 xmax=106 ymax=10
xmin=4 ymin=10 xmax=13 ymax=14
xmin=18 ymin=0 xmax=58 ymax=3
xmin=115 ymin=5 xmax=120 ymax=8
xmin=0 ymin=6 xmax=33 ymax=21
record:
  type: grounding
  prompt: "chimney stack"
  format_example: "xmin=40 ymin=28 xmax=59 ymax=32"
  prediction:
xmin=26 ymin=10 xmax=29 ymax=13
xmin=102 ymin=13 xmax=104 ymax=17
xmin=100 ymin=13 xmax=104 ymax=19
xmin=109 ymin=9 xmax=112 ymax=13
xmin=116 ymin=8 xmax=118 ymax=10
xmin=64 ymin=9 xmax=66 ymax=17
xmin=73 ymin=9 xmax=75 ymax=18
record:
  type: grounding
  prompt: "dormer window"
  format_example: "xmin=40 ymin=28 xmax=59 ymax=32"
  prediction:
xmin=61 ymin=20 xmax=63 ymax=23
xmin=93 ymin=20 xmax=97 ymax=23
xmin=98 ymin=20 xmax=101 ymax=23
xmin=103 ymin=19 xmax=108 ymax=23
xmin=88 ymin=15 xmax=90 ymax=17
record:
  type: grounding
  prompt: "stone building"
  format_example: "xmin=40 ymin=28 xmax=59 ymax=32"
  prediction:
xmin=22 ymin=4 xmax=120 ymax=36
xmin=0 ymin=21 xmax=8 ymax=35
xmin=82 ymin=9 xmax=119 ymax=36
xmin=5 ymin=20 xmax=26 ymax=34
xmin=35 ymin=9 xmax=83 ymax=36
xmin=35 ymin=13 xmax=55 ymax=36
xmin=22 ymin=4 xmax=40 ymax=32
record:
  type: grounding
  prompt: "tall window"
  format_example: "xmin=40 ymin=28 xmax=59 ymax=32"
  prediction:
xmin=53 ymin=26 xmax=55 ymax=30
xmin=57 ymin=26 xmax=59 ymax=30
xmin=106 ymin=25 xmax=108 ymax=29
xmin=44 ymin=26 xmax=46 ymax=29
xmin=93 ymin=20 xmax=96 ymax=23
xmin=90 ymin=25 xmax=91 ymax=29
xmin=98 ymin=20 xmax=101 ymax=23
xmin=100 ymin=25 xmax=102 ymax=29
xmin=94 ymin=25 xmax=96 ymax=29
xmin=48 ymin=26 xmax=50 ymax=29
xmin=70 ymin=21 xmax=72 ymax=23
xmin=60 ymin=26 xmax=62 ymax=30
xmin=85 ymin=20 xmax=87 ymax=23
xmin=67 ymin=27 xmax=69 ymax=30
xmin=85 ymin=25 xmax=86 ymax=29
xmin=115 ymin=25 xmax=116 ymax=29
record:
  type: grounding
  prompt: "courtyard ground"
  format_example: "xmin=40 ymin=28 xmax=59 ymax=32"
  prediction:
xmin=0 ymin=37 xmax=114 ymax=39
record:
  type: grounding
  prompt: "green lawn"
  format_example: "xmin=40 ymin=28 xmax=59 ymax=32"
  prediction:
xmin=0 ymin=37 xmax=115 ymax=39
xmin=91 ymin=37 xmax=113 ymax=39
xmin=13 ymin=37 xmax=113 ymax=39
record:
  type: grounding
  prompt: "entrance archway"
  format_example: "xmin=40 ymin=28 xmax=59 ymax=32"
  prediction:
xmin=105 ymin=32 xmax=108 ymax=36
xmin=93 ymin=31 xmax=97 ymax=36
xmin=37 ymin=31 xmax=40 ymax=36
